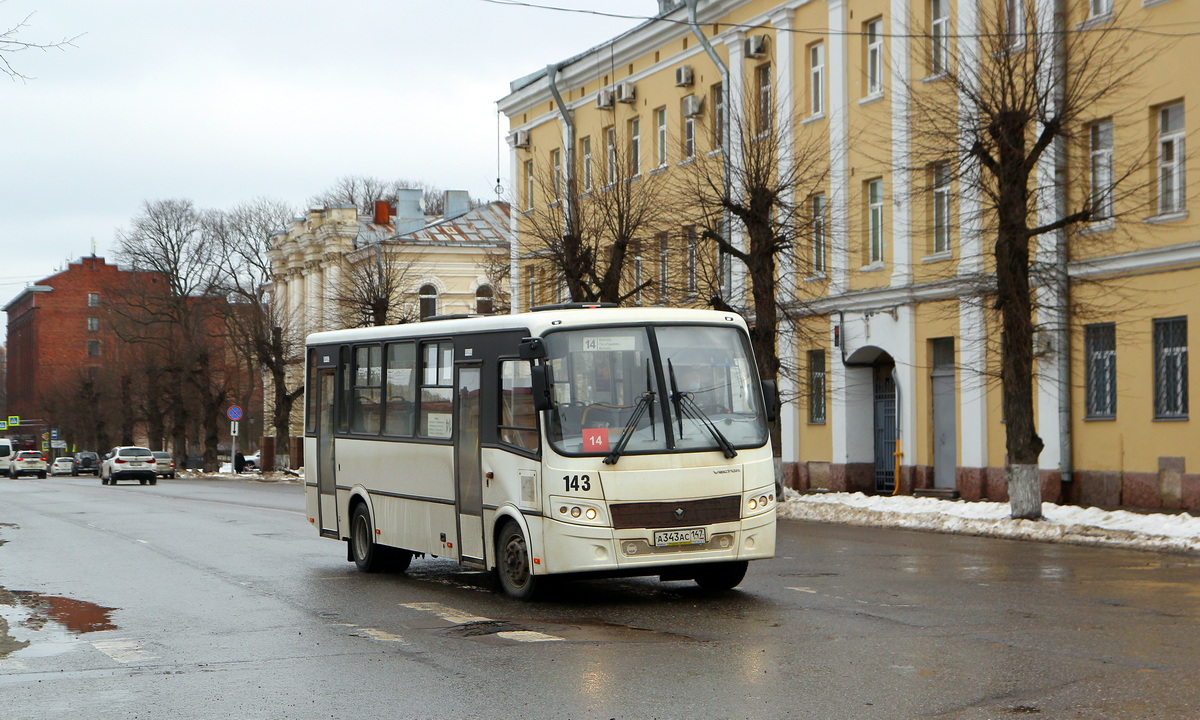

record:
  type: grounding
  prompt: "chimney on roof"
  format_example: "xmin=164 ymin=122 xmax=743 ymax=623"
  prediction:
xmin=443 ymin=191 xmax=470 ymax=220
xmin=373 ymin=200 xmax=391 ymax=225
xmin=394 ymin=189 xmax=425 ymax=235
xmin=657 ymin=0 xmax=679 ymax=14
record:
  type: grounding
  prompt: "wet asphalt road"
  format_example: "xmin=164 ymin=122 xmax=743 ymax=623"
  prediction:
xmin=1 ymin=474 xmax=1199 ymax=719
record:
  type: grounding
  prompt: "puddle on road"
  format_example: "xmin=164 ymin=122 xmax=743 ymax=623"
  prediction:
xmin=0 ymin=587 xmax=118 ymax=659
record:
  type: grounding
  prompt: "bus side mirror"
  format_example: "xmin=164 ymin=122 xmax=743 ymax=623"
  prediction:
xmin=518 ymin=337 xmax=546 ymax=360
xmin=531 ymin=364 xmax=554 ymax=411
xmin=761 ymin=380 xmax=779 ymax=423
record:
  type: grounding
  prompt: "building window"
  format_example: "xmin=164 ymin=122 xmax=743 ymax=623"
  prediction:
xmin=629 ymin=117 xmax=641 ymax=177
xmin=633 ymin=240 xmax=644 ymax=305
xmin=866 ymin=19 xmax=883 ymax=96
xmin=1085 ymin=323 xmax=1116 ymax=418
xmin=868 ymin=178 xmax=885 ymax=264
xmin=527 ymin=273 xmax=537 ymax=310
xmin=523 ymin=160 xmax=534 ymax=211
xmin=685 ymin=226 xmax=698 ymax=296
xmin=682 ymin=110 xmax=695 ymax=161
xmin=655 ymin=107 xmax=668 ymax=168
xmin=581 ymin=136 xmax=593 ymax=191
xmin=809 ymin=43 xmax=824 ymax=116
xmin=1006 ymin=0 xmax=1026 ymax=47
xmin=551 ymin=149 xmax=562 ymax=201
xmin=419 ymin=284 xmax=438 ymax=320
xmin=933 ymin=164 xmax=951 ymax=253
xmin=1089 ymin=0 xmax=1111 ymax=19
xmin=87 ymin=317 xmax=100 ymax=332
xmin=87 ymin=292 xmax=100 ymax=307
xmin=930 ymin=0 xmax=949 ymax=75
xmin=1089 ymin=119 xmax=1114 ymax=220
xmin=87 ymin=341 xmax=100 ymax=356
xmin=756 ymin=64 xmax=772 ymax=134
xmin=811 ymin=194 xmax=827 ymax=273
xmin=1154 ymin=317 xmax=1188 ymax=419
xmin=808 ymin=349 xmax=826 ymax=424
xmin=1158 ymin=104 xmax=1186 ymax=215
xmin=658 ymin=233 xmax=669 ymax=303
xmin=605 ymin=126 xmax=617 ymax=184
xmin=711 ymin=82 xmax=725 ymax=150
xmin=475 ymin=285 xmax=494 ymax=315
xmin=931 ymin=337 xmax=955 ymax=368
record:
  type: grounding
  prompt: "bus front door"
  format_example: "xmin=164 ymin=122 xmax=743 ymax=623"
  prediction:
xmin=317 ymin=368 xmax=338 ymax=537
xmin=455 ymin=365 xmax=485 ymax=565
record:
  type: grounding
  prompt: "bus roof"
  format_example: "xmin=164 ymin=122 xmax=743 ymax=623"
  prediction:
xmin=306 ymin=307 xmax=748 ymax=346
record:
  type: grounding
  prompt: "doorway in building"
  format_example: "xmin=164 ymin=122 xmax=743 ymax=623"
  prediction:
xmin=873 ymin=364 xmax=897 ymax=493
xmin=930 ymin=338 xmax=957 ymax=490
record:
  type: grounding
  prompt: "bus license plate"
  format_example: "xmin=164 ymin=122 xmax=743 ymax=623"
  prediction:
xmin=654 ymin=528 xmax=706 ymax=547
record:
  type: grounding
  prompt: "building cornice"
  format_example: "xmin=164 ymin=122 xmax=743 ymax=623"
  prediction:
xmin=3 ymin=285 xmax=53 ymax=313
xmin=1068 ymin=239 xmax=1200 ymax=280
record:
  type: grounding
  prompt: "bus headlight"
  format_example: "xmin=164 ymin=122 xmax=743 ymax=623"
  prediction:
xmin=744 ymin=489 xmax=776 ymax=517
xmin=550 ymin=496 xmax=608 ymax=527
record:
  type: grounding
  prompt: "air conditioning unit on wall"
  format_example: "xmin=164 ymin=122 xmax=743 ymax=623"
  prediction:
xmin=512 ymin=130 xmax=530 ymax=148
xmin=596 ymin=89 xmax=615 ymax=109
xmin=744 ymin=34 xmax=768 ymax=58
xmin=682 ymin=94 xmax=704 ymax=117
xmin=616 ymin=81 xmax=637 ymax=103
xmin=675 ymin=65 xmax=694 ymax=87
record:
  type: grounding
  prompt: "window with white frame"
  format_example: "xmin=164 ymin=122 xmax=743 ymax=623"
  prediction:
xmin=606 ymin=126 xmax=617 ymax=185
xmin=933 ymin=163 xmax=951 ymax=253
xmin=1089 ymin=0 xmax=1112 ymax=19
xmin=1154 ymin=316 xmax=1188 ymax=419
xmin=683 ymin=109 xmax=695 ymax=161
xmin=868 ymin=178 xmax=884 ymax=263
xmin=633 ymin=240 xmax=644 ymax=305
xmin=629 ymin=117 xmax=641 ymax=176
xmin=1158 ymin=103 xmax=1186 ymax=215
xmin=866 ymin=19 xmax=883 ymax=96
xmin=88 ymin=292 xmax=100 ymax=307
xmin=811 ymin=193 xmax=827 ymax=273
xmin=419 ymin=284 xmax=438 ymax=319
xmin=930 ymin=0 xmax=949 ymax=75
xmin=581 ymin=136 xmax=593 ymax=191
xmin=1085 ymin=323 xmax=1116 ymax=418
xmin=1089 ymin=119 xmax=1114 ymax=220
xmin=87 ymin=316 xmax=99 ymax=332
xmin=756 ymin=64 xmax=773 ymax=134
xmin=551 ymin=148 xmax=562 ymax=201
xmin=658 ymin=233 xmax=669 ymax=303
xmin=809 ymin=43 xmax=824 ymax=116
xmin=1006 ymin=0 xmax=1026 ymax=47
xmin=523 ymin=160 xmax=534 ymax=211
xmin=655 ymin=107 xmax=667 ymax=168
xmin=712 ymin=82 xmax=725 ymax=150
xmin=685 ymin=227 xmax=698 ymax=295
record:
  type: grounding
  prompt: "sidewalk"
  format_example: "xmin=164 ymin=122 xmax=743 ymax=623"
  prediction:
xmin=779 ymin=491 xmax=1200 ymax=554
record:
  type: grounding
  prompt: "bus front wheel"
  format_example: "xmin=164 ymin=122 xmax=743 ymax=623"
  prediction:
xmin=693 ymin=560 xmax=749 ymax=591
xmin=496 ymin=520 xmax=537 ymax=600
xmin=350 ymin=503 xmax=386 ymax=573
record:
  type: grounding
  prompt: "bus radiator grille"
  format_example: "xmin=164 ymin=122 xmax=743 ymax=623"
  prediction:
xmin=609 ymin=496 xmax=741 ymax=530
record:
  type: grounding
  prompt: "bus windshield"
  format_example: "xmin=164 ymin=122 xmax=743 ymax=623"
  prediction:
xmin=544 ymin=324 xmax=769 ymax=458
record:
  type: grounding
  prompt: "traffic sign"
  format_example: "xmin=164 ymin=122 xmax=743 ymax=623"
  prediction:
xmin=227 ymin=405 xmax=243 ymax=421
xmin=230 ymin=421 xmax=239 ymax=437
xmin=8 ymin=416 xmax=19 ymax=427
xmin=51 ymin=428 xmax=58 ymax=440
xmin=0 ymin=421 xmax=7 ymax=431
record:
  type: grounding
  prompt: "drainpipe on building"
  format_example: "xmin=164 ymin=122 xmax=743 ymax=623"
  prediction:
xmin=684 ymin=0 xmax=733 ymax=301
xmin=545 ymin=62 xmax=575 ymax=236
xmin=1052 ymin=0 xmax=1073 ymax=488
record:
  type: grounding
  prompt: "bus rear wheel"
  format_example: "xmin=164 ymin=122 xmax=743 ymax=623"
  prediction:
xmin=693 ymin=560 xmax=748 ymax=591
xmin=496 ymin=520 xmax=537 ymax=600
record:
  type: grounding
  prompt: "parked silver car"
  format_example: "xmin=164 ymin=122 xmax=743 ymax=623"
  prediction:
xmin=152 ymin=451 xmax=176 ymax=479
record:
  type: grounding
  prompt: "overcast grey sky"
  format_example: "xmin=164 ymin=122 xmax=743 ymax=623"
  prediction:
xmin=1 ymin=0 xmax=652 ymax=312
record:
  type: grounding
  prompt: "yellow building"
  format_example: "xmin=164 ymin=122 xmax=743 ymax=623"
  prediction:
xmin=499 ymin=0 xmax=1198 ymax=511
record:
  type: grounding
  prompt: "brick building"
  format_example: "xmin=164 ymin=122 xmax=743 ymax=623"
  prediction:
xmin=3 ymin=256 xmax=148 ymax=451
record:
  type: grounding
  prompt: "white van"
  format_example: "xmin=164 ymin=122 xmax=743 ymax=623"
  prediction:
xmin=0 ymin=439 xmax=14 ymax=475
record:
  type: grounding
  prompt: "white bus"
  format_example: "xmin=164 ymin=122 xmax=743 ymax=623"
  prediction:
xmin=303 ymin=305 xmax=778 ymax=599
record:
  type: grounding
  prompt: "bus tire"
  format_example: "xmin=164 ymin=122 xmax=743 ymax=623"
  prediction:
xmin=693 ymin=560 xmax=749 ymax=591
xmin=496 ymin=520 xmax=537 ymax=600
xmin=386 ymin=547 xmax=414 ymax=573
xmin=350 ymin=503 xmax=386 ymax=573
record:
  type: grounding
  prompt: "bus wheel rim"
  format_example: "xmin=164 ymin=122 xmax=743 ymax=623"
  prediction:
xmin=503 ymin=534 xmax=529 ymax=587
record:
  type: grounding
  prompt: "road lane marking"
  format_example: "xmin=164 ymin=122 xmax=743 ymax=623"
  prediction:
xmin=92 ymin=639 xmax=158 ymax=664
xmin=401 ymin=602 xmax=490 ymax=625
xmin=788 ymin=587 xmax=818 ymax=593
xmin=496 ymin=630 xmax=564 ymax=643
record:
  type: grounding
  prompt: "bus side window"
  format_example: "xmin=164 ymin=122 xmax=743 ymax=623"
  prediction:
xmin=499 ymin=360 xmax=539 ymax=452
xmin=419 ymin=341 xmax=454 ymax=439
xmin=383 ymin=342 xmax=416 ymax=437
xmin=350 ymin=345 xmax=383 ymax=435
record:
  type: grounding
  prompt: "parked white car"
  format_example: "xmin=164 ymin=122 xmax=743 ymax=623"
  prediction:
xmin=10 ymin=451 xmax=48 ymax=479
xmin=50 ymin=457 xmax=75 ymax=476
xmin=100 ymin=446 xmax=157 ymax=485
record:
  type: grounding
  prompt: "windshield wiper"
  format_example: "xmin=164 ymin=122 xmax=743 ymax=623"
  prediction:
xmin=603 ymin=389 xmax=656 ymax=465
xmin=668 ymin=359 xmax=738 ymax=459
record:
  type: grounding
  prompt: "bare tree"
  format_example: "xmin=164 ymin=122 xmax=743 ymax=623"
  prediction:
xmin=902 ymin=0 xmax=1159 ymax=518
xmin=329 ymin=242 xmax=425 ymax=327
xmin=520 ymin=135 xmax=669 ymax=305
xmin=209 ymin=198 xmax=303 ymax=468
xmin=0 ymin=7 xmax=79 ymax=81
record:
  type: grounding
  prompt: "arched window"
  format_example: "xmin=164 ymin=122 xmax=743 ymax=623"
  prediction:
xmin=475 ymin=285 xmax=494 ymax=315
xmin=419 ymin=284 xmax=438 ymax=319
